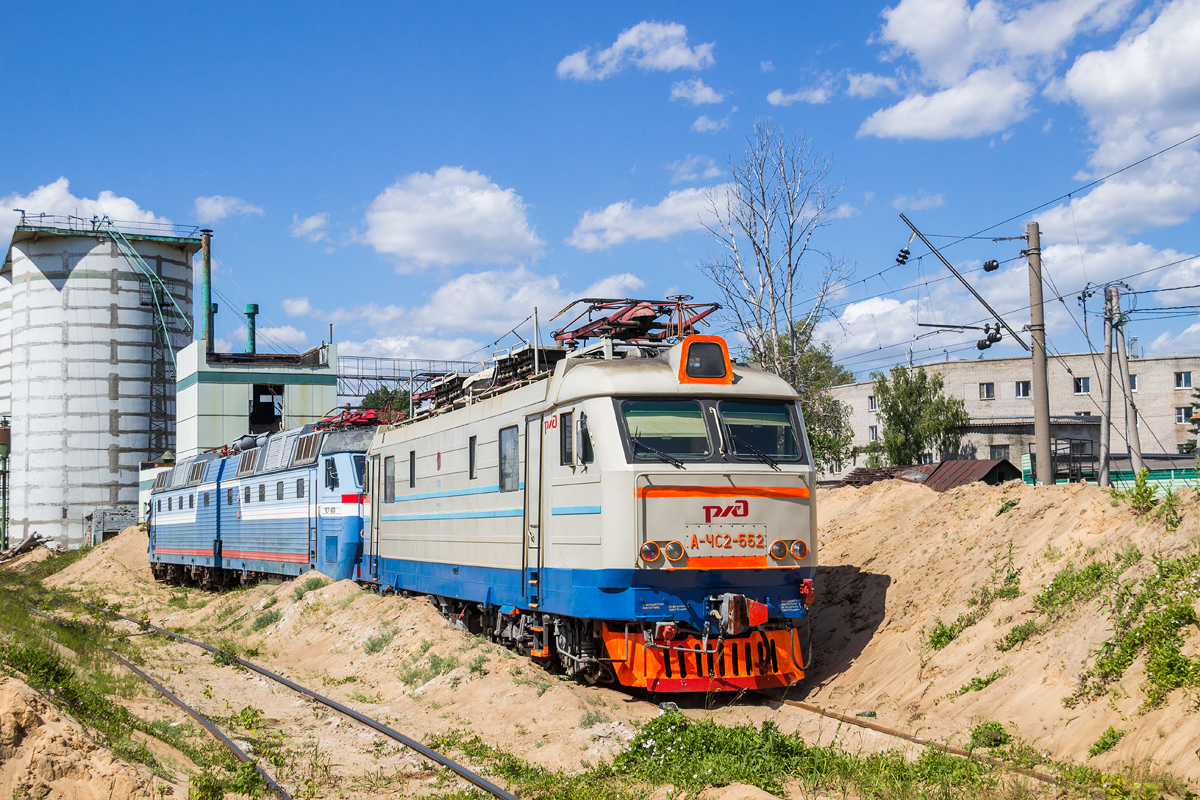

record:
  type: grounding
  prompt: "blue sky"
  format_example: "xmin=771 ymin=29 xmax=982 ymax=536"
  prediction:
xmin=3 ymin=1 xmax=1199 ymax=381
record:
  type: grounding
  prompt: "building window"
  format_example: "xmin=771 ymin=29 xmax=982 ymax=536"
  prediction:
xmin=1176 ymin=406 xmax=1193 ymax=424
xmin=1075 ymin=411 xmax=1093 ymax=417
xmin=296 ymin=479 xmax=305 ymax=499
xmin=276 ymin=481 xmax=284 ymax=501
xmin=409 ymin=451 xmax=416 ymax=489
xmin=920 ymin=452 xmax=934 ymax=464
xmin=468 ymin=436 xmax=477 ymax=480
xmin=1074 ymin=377 xmax=1090 ymax=395
xmin=1179 ymin=444 xmax=1193 ymax=454
xmin=1129 ymin=374 xmax=1138 ymax=392
xmin=979 ymin=382 xmax=995 ymax=400
xmin=383 ymin=456 xmax=395 ymax=503
xmin=499 ymin=426 xmax=519 ymax=492
xmin=868 ymin=395 xmax=877 ymax=412
xmin=560 ymin=412 xmax=574 ymax=465
xmin=1015 ymin=381 xmax=1031 ymax=398
xmin=1176 ymin=371 xmax=1192 ymax=389
xmin=990 ymin=444 xmax=1010 ymax=461
xmin=868 ymin=425 xmax=878 ymax=442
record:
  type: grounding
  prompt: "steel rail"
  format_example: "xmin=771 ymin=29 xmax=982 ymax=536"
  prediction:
xmin=76 ymin=600 xmax=518 ymax=800
xmin=23 ymin=607 xmax=290 ymax=799
xmin=767 ymin=695 xmax=1096 ymax=795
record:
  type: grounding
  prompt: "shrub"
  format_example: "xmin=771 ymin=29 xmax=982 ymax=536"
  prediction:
xmin=969 ymin=721 xmax=1010 ymax=748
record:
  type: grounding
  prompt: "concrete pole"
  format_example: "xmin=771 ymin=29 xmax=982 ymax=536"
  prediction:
xmin=200 ymin=229 xmax=214 ymax=354
xmin=1099 ymin=288 xmax=1115 ymax=485
xmin=1112 ymin=288 xmax=1144 ymax=474
xmin=1027 ymin=222 xmax=1053 ymax=485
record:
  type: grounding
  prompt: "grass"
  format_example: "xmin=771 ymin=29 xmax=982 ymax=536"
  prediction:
xmin=398 ymin=650 xmax=460 ymax=687
xmin=995 ymin=620 xmax=1045 ymax=652
xmin=363 ymin=621 xmax=397 ymax=655
xmin=580 ymin=709 xmax=609 ymax=728
xmin=954 ymin=667 xmax=1011 ymax=696
xmin=1069 ymin=549 xmax=1200 ymax=710
xmin=292 ymin=575 xmax=328 ymax=602
xmin=251 ymin=608 xmax=282 ymax=632
xmin=1089 ymin=727 xmax=1126 ymax=757
xmin=509 ymin=663 xmax=554 ymax=696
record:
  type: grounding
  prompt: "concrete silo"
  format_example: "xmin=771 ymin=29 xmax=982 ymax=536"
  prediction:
xmin=0 ymin=215 xmax=201 ymax=547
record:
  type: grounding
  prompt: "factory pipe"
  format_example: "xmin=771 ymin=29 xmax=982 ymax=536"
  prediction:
xmin=244 ymin=304 xmax=259 ymax=355
xmin=200 ymin=229 xmax=214 ymax=354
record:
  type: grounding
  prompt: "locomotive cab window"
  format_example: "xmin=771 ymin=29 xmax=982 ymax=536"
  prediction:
xmin=718 ymin=400 xmax=804 ymax=462
xmin=325 ymin=458 xmax=339 ymax=490
xmin=499 ymin=426 xmax=519 ymax=492
xmin=685 ymin=342 xmax=727 ymax=379
xmin=560 ymin=412 xmax=573 ymax=465
xmin=620 ymin=400 xmax=711 ymax=460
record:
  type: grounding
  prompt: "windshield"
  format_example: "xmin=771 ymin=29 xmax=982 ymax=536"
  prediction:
xmin=719 ymin=401 xmax=803 ymax=461
xmin=621 ymin=400 xmax=711 ymax=459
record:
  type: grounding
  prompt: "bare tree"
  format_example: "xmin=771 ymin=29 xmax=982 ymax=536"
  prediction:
xmin=700 ymin=119 xmax=851 ymax=387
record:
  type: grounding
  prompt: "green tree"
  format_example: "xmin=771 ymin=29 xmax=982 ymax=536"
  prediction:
xmin=361 ymin=386 xmax=409 ymax=411
xmin=778 ymin=324 xmax=854 ymax=472
xmin=1184 ymin=388 xmax=1200 ymax=454
xmin=871 ymin=365 xmax=969 ymax=466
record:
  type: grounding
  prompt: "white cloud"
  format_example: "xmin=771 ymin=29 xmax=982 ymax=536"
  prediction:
xmin=832 ymin=203 xmax=860 ymax=219
xmin=767 ymin=87 xmax=830 ymax=106
xmin=859 ymin=68 xmax=1033 ymax=139
xmin=224 ymin=323 xmax=309 ymax=353
xmin=846 ymin=72 xmax=899 ymax=98
xmin=670 ymin=78 xmax=725 ymax=105
xmin=667 ymin=155 xmax=723 ymax=183
xmin=0 ymin=177 xmax=167 ymax=247
xmin=692 ymin=114 xmax=730 ymax=133
xmin=557 ymin=21 xmax=714 ymax=80
xmin=290 ymin=213 xmax=330 ymax=242
xmin=282 ymin=297 xmax=313 ymax=317
xmin=567 ymin=186 xmax=716 ymax=251
xmin=337 ymin=334 xmax=483 ymax=362
xmin=363 ymin=167 xmax=544 ymax=270
xmin=193 ymin=195 xmax=264 ymax=223
xmin=892 ymin=192 xmax=946 ymax=210
xmin=1148 ymin=321 xmax=1200 ymax=355
xmin=760 ymin=60 xmax=775 ymax=73
xmin=814 ymin=297 xmax=923 ymax=352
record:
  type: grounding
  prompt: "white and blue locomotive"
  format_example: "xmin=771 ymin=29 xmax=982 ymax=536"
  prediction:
xmin=149 ymin=324 xmax=817 ymax=692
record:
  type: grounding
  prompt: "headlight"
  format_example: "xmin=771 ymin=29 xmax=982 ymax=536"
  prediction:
xmin=791 ymin=540 xmax=809 ymax=560
xmin=641 ymin=541 xmax=661 ymax=562
xmin=770 ymin=539 xmax=788 ymax=559
xmin=665 ymin=541 xmax=684 ymax=561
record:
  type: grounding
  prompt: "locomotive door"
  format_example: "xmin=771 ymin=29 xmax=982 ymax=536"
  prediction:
xmin=523 ymin=415 xmax=544 ymax=606
xmin=368 ymin=455 xmax=381 ymax=581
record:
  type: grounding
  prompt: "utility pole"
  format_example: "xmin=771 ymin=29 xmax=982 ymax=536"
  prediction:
xmin=1027 ymin=222 xmax=1053 ymax=485
xmin=1099 ymin=288 xmax=1115 ymax=486
xmin=1112 ymin=288 xmax=1144 ymax=474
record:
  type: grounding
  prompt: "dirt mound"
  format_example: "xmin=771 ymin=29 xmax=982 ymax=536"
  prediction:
xmin=808 ymin=479 xmax=1200 ymax=779
xmin=44 ymin=525 xmax=151 ymax=591
xmin=0 ymin=676 xmax=156 ymax=799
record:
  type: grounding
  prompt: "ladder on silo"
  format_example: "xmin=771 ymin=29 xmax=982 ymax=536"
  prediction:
xmin=94 ymin=216 xmax=194 ymax=459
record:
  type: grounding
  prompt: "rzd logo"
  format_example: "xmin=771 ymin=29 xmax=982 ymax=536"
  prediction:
xmin=703 ymin=500 xmax=748 ymax=523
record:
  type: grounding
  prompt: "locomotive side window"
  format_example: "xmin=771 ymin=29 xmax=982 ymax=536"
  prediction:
xmin=621 ymin=400 xmax=711 ymax=459
xmin=259 ymin=484 xmax=266 ymax=502
xmin=167 ymin=497 xmax=171 ymax=511
xmin=244 ymin=486 xmax=252 ymax=504
xmin=157 ymin=499 xmax=161 ymax=512
xmin=409 ymin=451 xmax=416 ymax=489
xmin=276 ymin=481 xmax=284 ymax=500
xmin=383 ymin=456 xmax=395 ymax=502
xmin=560 ymin=412 xmax=573 ymax=465
xmin=353 ymin=455 xmax=366 ymax=488
xmin=718 ymin=401 xmax=804 ymax=462
xmin=204 ymin=492 xmax=210 ymax=507
xmin=468 ymin=436 xmax=477 ymax=480
xmin=325 ymin=458 xmax=340 ymax=490
xmin=189 ymin=494 xmax=194 ymax=509
xmin=227 ymin=488 xmax=235 ymax=506
xmin=296 ymin=479 xmax=305 ymax=498
xmin=499 ymin=426 xmax=519 ymax=492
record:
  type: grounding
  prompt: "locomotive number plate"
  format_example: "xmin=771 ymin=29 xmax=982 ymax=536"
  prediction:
xmin=682 ymin=523 xmax=767 ymax=555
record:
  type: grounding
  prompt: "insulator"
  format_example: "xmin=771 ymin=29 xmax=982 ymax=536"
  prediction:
xmin=984 ymin=260 xmax=1000 ymax=272
xmin=977 ymin=339 xmax=991 ymax=350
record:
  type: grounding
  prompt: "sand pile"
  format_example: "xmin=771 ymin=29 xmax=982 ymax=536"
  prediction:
xmin=45 ymin=525 xmax=151 ymax=592
xmin=0 ymin=676 xmax=157 ymax=799
xmin=807 ymin=479 xmax=1200 ymax=778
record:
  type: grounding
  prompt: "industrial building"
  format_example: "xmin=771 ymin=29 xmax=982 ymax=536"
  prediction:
xmin=828 ymin=351 xmax=1200 ymax=480
xmin=0 ymin=215 xmax=199 ymax=547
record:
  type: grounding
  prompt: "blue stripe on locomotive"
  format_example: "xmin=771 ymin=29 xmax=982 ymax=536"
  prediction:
xmin=371 ymin=557 xmax=813 ymax=629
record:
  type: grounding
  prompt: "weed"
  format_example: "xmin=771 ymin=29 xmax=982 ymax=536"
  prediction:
xmin=363 ymin=622 xmax=397 ymax=655
xmin=970 ymin=721 xmax=1011 ymax=748
xmin=251 ymin=609 xmax=281 ymax=632
xmin=212 ymin=650 xmax=240 ymax=667
xmin=468 ymin=653 xmax=488 ymax=677
xmin=188 ymin=771 xmax=225 ymax=800
xmin=292 ymin=576 xmax=329 ymax=603
xmin=995 ymin=620 xmax=1043 ymax=651
xmin=1033 ymin=545 xmax=1140 ymax=617
xmin=260 ymin=595 xmax=277 ymax=610
xmin=995 ymin=498 xmax=1020 ymax=516
xmin=925 ymin=546 xmax=1021 ymax=650
xmin=348 ymin=690 xmax=383 ymax=704
xmin=954 ymin=667 xmax=1011 ymax=696
xmin=1088 ymin=727 xmax=1126 ymax=757
xmin=1154 ymin=489 xmax=1184 ymax=531
xmin=397 ymin=651 xmax=460 ymax=686
xmin=509 ymin=663 xmax=554 ymax=696
xmin=167 ymin=593 xmax=189 ymax=609
xmin=580 ymin=709 xmax=609 ymax=728
xmin=321 ymin=674 xmax=359 ymax=687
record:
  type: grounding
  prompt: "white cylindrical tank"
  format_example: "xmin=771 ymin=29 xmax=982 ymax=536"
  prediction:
xmin=0 ymin=217 xmax=199 ymax=547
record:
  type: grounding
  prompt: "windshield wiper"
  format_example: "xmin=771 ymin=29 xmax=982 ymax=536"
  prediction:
xmin=630 ymin=437 xmax=685 ymax=469
xmin=730 ymin=434 xmax=780 ymax=470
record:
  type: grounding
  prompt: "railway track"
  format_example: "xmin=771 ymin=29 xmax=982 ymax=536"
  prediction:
xmin=39 ymin=595 xmax=519 ymax=800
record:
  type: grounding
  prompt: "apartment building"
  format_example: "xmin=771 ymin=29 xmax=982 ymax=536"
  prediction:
xmin=827 ymin=352 xmax=1200 ymax=479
